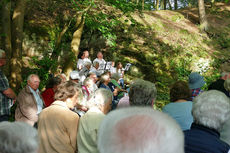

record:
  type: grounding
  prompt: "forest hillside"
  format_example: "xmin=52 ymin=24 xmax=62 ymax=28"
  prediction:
xmin=1 ymin=1 xmax=230 ymax=106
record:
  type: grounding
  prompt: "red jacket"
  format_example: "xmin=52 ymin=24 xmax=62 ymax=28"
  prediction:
xmin=42 ymin=88 xmax=55 ymax=107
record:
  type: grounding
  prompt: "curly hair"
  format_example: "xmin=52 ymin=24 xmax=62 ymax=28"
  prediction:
xmin=54 ymin=81 xmax=82 ymax=101
xmin=170 ymin=81 xmax=192 ymax=102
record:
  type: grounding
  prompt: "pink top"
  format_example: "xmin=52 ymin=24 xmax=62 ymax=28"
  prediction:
xmin=117 ymin=96 xmax=130 ymax=108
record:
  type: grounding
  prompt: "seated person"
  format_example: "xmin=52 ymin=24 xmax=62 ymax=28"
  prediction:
xmin=90 ymin=61 xmax=101 ymax=76
xmin=79 ymin=62 xmax=92 ymax=84
xmin=0 ymin=121 xmax=38 ymax=153
xmin=82 ymin=77 xmax=95 ymax=101
xmin=42 ymin=76 xmax=62 ymax=107
xmin=108 ymin=73 xmax=127 ymax=100
xmin=162 ymin=81 xmax=193 ymax=131
xmin=188 ymin=72 xmax=205 ymax=100
xmin=70 ymin=71 xmax=80 ymax=83
xmin=184 ymin=90 xmax=230 ymax=153
xmin=99 ymin=73 xmax=119 ymax=109
xmin=77 ymin=89 xmax=113 ymax=153
xmin=98 ymin=107 xmax=184 ymax=153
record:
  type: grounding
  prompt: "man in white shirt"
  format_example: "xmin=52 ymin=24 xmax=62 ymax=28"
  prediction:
xmin=93 ymin=52 xmax=106 ymax=74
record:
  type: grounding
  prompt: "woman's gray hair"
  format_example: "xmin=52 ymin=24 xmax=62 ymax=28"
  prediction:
xmin=54 ymin=81 xmax=83 ymax=102
xmin=84 ymin=61 xmax=92 ymax=67
xmin=111 ymin=73 xmax=120 ymax=81
xmin=87 ymin=88 xmax=113 ymax=107
xmin=224 ymin=78 xmax=230 ymax=92
xmin=100 ymin=73 xmax=110 ymax=83
xmin=0 ymin=121 xmax=38 ymax=153
xmin=192 ymin=90 xmax=230 ymax=131
xmin=93 ymin=61 xmax=99 ymax=67
xmin=129 ymin=79 xmax=157 ymax=106
xmin=98 ymin=107 xmax=184 ymax=153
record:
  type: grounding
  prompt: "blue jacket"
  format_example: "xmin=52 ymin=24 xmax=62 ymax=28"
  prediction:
xmin=184 ymin=123 xmax=230 ymax=153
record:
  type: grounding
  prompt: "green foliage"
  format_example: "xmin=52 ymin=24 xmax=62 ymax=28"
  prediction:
xmin=216 ymin=33 xmax=230 ymax=48
xmin=29 ymin=56 xmax=58 ymax=90
xmin=104 ymin=0 xmax=140 ymax=12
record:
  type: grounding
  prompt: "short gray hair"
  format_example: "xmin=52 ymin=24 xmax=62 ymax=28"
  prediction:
xmin=192 ymin=90 xmax=230 ymax=131
xmin=93 ymin=61 xmax=99 ymax=67
xmin=129 ymin=79 xmax=157 ymax=106
xmin=111 ymin=73 xmax=120 ymax=81
xmin=87 ymin=88 xmax=113 ymax=107
xmin=84 ymin=61 xmax=92 ymax=67
xmin=0 ymin=49 xmax=5 ymax=58
xmin=27 ymin=74 xmax=39 ymax=82
xmin=0 ymin=121 xmax=38 ymax=153
xmin=98 ymin=107 xmax=184 ymax=153
xmin=83 ymin=77 xmax=94 ymax=87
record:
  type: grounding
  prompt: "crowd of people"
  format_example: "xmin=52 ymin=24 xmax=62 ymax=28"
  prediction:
xmin=0 ymin=48 xmax=230 ymax=153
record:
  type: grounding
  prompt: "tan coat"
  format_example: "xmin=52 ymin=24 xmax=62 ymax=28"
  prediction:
xmin=38 ymin=101 xmax=79 ymax=153
xmin=15 ymin=85 xmax=42 ymax=126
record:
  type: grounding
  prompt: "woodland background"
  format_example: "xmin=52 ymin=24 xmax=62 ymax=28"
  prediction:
xmin=0 ymin=0 xmax=230 ymax=107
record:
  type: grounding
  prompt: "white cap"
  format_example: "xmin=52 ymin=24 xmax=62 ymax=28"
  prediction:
xmin=70 ymin=71 xmax=80 ymax=80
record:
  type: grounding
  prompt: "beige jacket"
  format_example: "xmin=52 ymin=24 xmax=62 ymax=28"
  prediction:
xmin=77 ymin=107 xmax=105 ymax=153
xmin=15 ymin=85 xmax=42 ymax=126
xmin=38 ymin=101 xmax=79 ymax=153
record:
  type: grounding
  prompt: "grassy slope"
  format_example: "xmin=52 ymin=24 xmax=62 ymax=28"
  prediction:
xmin=24 ymin=1 xmax=230 ymax=108
xmin=103 ymin=2 xmax=230 ymax=107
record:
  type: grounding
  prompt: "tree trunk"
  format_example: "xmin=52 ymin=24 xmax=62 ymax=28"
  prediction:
xmin=62 ymin=13 xmax=85 ymax=77
xmin=152 ymin=0 xmax=156 ymax=10
xmin=160 ymin=0 xmax=164 ymax=9
xmin=142 ymin=0 xmax=144 ymax=10
xmin=156 ymin=0 xmax=159 ymax=10
xmin=174 ymin=0 xmax=177 ymax=10
xmin=10 ymin=0 xmax=27 ymax=89
xmin=1 ymin=1 xmax=12 ymax=77
xmin=164 ymin=0 xmax=167 ymax=10
xmin=168 ymin=0 xmax=172 ymax=10
xmin=198 ymin=0 xmax=208 ymax=31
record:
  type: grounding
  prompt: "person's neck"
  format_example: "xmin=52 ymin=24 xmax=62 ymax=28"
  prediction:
xmin=66 ymin=99 xmax=74 ymax=109
xmin=174 ymin=99 xmax=187 ymax=103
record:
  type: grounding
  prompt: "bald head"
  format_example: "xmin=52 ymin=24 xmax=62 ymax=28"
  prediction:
xmin=98 ymin=107 xmax=184 ymax=153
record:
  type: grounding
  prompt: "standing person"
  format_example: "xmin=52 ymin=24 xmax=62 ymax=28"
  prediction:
xmin=0 ymin=49 xmax=16 ymax=122
xmin=188 ymin=72 xmax=205 ymax=100
xmin=98 ymin=107 xmax=184 ymax=153
xmin=77 ymin=89 xmax=113 ymax=153
xmin=184 ymin=90 xmax=230 ymax=153
xmin=93 ymin=52 xmax=106 ymax=74
xmin=38 ymin=81 xmax=83 ymax=153
xmin=82 ymin=50 xmax=91 ymax=64
xmin=162 ymin=81 xmax=193 ymax=131
xmin=77 ymin=50 xmax=92 ymax=71
xmin=15 ymin=74 xmax=44 ymax=126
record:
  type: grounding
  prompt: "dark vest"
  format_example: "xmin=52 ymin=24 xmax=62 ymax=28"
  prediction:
xmin=184 ymin=123 xmax=230 ymax=153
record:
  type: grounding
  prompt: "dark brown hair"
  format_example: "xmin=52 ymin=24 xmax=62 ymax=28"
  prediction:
xmin=170 ymin=81 xmax=192 ymax=102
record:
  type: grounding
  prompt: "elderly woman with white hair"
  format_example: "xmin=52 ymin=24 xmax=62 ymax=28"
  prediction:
xmin=0 ymin=121 xmax=38 ymax=153
xmin=184 ymin=90 xmax=230 ymax=153
xmin=77 ymin=88 xmax=113 ymax=153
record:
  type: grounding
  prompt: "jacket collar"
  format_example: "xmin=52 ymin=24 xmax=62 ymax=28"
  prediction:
xmin=51 ymin=101 xmax=69 ymax=109
xmin=191 ymin=123 xmax=220 ymax=138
